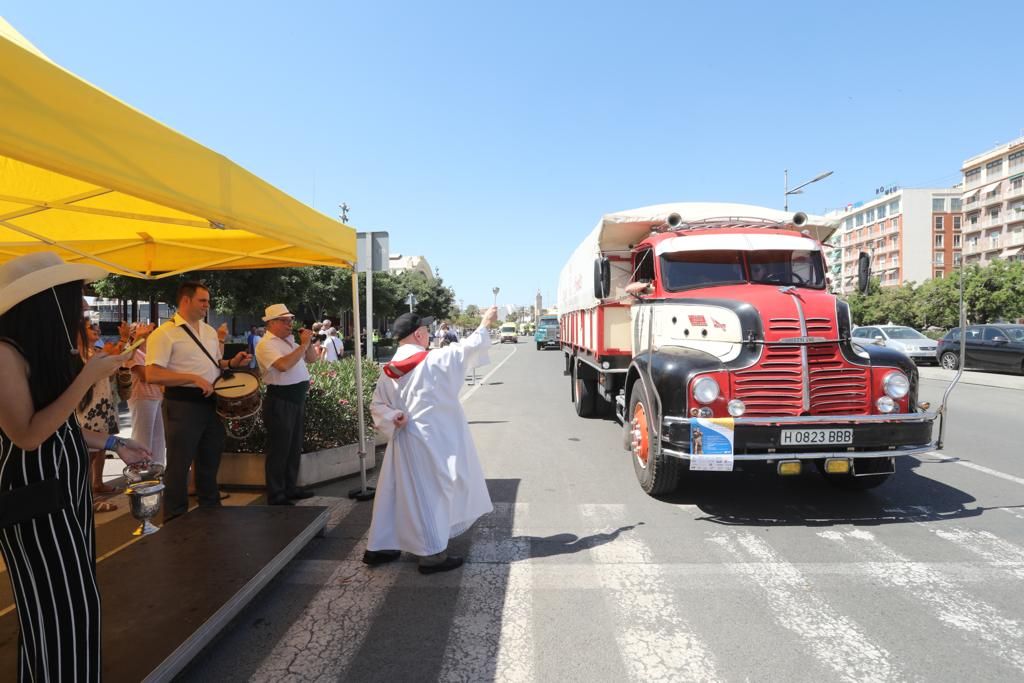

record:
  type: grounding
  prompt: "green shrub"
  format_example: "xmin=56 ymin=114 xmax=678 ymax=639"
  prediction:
xmin=223 ymin=357 xmax=379 ymax=454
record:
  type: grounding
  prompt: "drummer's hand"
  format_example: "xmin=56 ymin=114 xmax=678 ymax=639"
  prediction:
xmin=193 ymin=376 xmax=215 ymax=397
xmin=217 ymin=322 xmax=229 ymax=342
xmin=393 ymin=412 xmax=408 ymax=429
xmin=114 ymin=438 xmax=151 ymax=466
xmin=299 ymin=328 xmax=314 ymax=346
xmin=230 ymin=351 xmax=252 ymax=367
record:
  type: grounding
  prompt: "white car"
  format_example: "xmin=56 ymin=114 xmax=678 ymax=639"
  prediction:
xmin=851 ymin=325 xmax=938 ymax=364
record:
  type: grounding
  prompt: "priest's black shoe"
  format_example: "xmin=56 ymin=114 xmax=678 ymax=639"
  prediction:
xmin=268 ymin=498 xmax=294 ymax=506
xmin=287 ymin=488 xmax=315 ymax=500
xmin=363 ymin=549 xmax=401 ymax=566
xmin=418 ymin=556 xmax=464 ymax=575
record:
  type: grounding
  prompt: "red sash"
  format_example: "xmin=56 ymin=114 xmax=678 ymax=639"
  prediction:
xmin=383 ymin=350 xmax=430 ymax=379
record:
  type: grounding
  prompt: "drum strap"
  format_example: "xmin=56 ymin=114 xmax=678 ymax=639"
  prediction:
xmin=180 ymin=324 xmax=225 ymax=375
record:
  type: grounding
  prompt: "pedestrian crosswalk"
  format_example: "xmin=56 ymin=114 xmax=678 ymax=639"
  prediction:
xmin=214 ymin=497 xmax=1024 ymax=682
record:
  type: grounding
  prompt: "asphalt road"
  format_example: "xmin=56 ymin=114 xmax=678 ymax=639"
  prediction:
xmin=180 ymin=339 xmax=1024 ymax=682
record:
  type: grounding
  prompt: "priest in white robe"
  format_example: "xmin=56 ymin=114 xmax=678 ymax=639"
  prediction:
xmin=364 ymin=306 xmax=498 ymax=574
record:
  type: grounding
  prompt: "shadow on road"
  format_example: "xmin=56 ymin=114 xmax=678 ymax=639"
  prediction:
xmin=519 ymin=524 xmax=642 ymax=559
xmin=656 ymin=457 xmax=997 ymax=527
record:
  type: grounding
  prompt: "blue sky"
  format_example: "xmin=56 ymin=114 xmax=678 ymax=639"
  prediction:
xmin=5 ymin=1 xmax=1023 ymax=310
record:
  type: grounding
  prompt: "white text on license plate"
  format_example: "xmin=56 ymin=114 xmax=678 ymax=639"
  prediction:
xmin=780 ymin=428 xmax=854 ymax=446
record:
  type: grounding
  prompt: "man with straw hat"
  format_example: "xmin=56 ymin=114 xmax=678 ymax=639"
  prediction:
xmin=0 ymin=251 xmax=151 ymax=681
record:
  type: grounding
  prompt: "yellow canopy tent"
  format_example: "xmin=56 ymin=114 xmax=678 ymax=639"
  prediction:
xmin=0 ymin=18 xmax=356 ymax=277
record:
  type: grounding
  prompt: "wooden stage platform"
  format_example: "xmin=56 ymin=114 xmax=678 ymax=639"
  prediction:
xmin=0 ymin=504 xmax=328 ymax=682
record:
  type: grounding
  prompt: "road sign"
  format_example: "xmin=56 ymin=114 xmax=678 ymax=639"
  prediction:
xmin=355 ymin=231 xmax=389 ymax=273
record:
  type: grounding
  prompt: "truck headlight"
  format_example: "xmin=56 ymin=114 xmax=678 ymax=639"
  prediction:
xmin=882 ymin=371 xmax=909 ymax=399
xmin=727 ymin=399 xmax=746 ymax=417
xmin=876 ymin=396 xmax=896 ymax=413
xmin=693 ymin=377 xmax=720 ymax=404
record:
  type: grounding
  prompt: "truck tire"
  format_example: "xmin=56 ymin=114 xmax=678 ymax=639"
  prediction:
xmin=536 ymin=342 xmax=542 ymax=350
xmin=572 ymin=365 xmax=597 ymax=417
xmin=628 ymin=380 xmax=682 ymax=495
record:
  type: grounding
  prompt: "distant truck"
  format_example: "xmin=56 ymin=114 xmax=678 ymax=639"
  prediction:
xmin=535 ymin=314 xmax=560 ymax=350
xmin=499 ymin=322 xmax=519 ymax=343
xmin=558 ymin=202 xmax=943 ymax=495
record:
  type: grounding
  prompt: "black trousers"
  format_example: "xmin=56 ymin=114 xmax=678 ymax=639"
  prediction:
xmin=263 ymin=387 xmax=308 ymax=502
xmin=162 ymin=397 xmax=225 ymax=520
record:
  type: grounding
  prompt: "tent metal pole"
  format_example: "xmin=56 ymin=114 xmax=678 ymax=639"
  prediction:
xmin=348 ymin=268 xmax=375 ymax=501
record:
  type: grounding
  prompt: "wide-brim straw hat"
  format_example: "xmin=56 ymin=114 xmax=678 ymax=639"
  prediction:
xmin=0 ymin=252 xmax=107 ymax=316
xmin=262 ymin=303 xmax=296 ymax=322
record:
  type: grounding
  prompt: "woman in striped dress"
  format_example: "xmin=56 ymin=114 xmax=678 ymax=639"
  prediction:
xmin=0 ymin=252 xmax=151 ymax=682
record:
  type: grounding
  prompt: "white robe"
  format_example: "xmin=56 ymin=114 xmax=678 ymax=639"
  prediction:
xmin=366 ymin=326 xmax=493 ymax=556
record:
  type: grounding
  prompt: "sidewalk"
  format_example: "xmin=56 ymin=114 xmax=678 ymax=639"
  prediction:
xmin=918 ymin=366 xmax=1024 ymax=391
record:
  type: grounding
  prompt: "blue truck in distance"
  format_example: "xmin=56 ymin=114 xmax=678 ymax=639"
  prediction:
xmin=535 ymin=314 xmax=560 ymax=350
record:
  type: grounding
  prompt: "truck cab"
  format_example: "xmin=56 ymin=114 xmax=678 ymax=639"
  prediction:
xmin=535 ymin=314 xmax=560 ymax=350
xmin=559 ymin=203 xmax=943 ymax=496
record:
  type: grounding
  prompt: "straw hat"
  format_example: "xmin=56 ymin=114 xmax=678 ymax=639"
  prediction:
xmin=262 ymin=303 xmax=296 ymax=321
xmin=0 ymin=252 xmax=106 ymax=316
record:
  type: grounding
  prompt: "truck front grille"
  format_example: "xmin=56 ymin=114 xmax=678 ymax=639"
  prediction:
xmin=732 ymin=318 xmax=870 ymax=417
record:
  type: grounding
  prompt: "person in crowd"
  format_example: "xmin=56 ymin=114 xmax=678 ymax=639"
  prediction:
xmin=76 ymin=321 xmax=123 ymax=513
xmin=321 ymin=318 xmax=335 ymax=337
xmin=434 ymin=324 xmax=447 ymax=348
xmin=363 ymin=306 xmax=498 ymax=574
xmin=321 ymin=327 xmax=343 ymax=362
xmin=246 ymin=324 xmax=259 ymax=368
xmin=125 ymin=322 xmax=165 ymax=466
xmin=0 ymin=251 xmax=150 ymax=682
xmin=255 ymin=304 xmax=318 ymax=505
xmin=145 ymin=281 xmax=251 ymax=521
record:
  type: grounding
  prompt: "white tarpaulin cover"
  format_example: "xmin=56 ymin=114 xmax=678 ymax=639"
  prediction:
xmin=558 ymin=202 xmax=838 ymax=314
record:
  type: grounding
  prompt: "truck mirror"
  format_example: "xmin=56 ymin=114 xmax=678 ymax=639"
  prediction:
xmin=857 ymin=252 xmax=871 ymax=294
xmin=594 ymin=257 xmax=611 ymax=298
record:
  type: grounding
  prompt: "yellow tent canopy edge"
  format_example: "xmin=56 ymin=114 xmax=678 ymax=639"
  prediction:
xmin=0 ymin=20 xmax=356 ymax=277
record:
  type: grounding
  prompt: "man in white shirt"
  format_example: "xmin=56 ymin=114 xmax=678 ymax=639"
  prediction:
xmin=255 ymin=304 xmax=320 ymax=505
xmin=146 ymin=281 xmax=252 ymax=521
xmin=364 ymin=306 xmax=498 ymax=574
xmin=321 ymin=328 xmax=343 ymax=362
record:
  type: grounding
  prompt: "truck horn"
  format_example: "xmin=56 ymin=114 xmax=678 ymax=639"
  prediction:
xmin=792 ymin=211 xmax=808 ymax=226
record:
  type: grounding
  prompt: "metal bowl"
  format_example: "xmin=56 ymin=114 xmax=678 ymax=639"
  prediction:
xmin=123 ymin=461 xmax=164 ymax=483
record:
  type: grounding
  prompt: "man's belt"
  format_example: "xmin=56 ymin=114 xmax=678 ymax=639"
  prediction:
xmin=164 ymin=386 xmax=215 ymax=403
xmin=266 ymin=380 xmax=310 ymax=404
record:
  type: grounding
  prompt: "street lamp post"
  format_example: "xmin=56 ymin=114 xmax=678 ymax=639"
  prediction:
xmin=784 ymin=169 xmax=834 ymax=212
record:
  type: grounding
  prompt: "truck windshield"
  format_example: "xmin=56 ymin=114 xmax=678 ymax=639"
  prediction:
xmin=660 ymin=250 xmax=745 ymax=290
xmin=747 ymin=250 xmax=825 ymax=288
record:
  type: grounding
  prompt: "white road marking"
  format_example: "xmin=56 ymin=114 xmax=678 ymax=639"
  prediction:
xmin=581 ymin=504 xmax=721 ymax=683
xmin=928 ymin=451 xmax=1024 ymax=487
xmin=461 ymin=345 xmax=518 ymax=404
xmin=439 ymin=503 xmax=536 ymax=682
xmin=710 ymin=531 xmax=898 ymax=683
xmin=931 ymin=527 xmax=1024 ymax=580
xmin=819 ymin=528 xmax=1024 ymax=673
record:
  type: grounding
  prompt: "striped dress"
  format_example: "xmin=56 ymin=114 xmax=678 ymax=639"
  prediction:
xmin=0 ymin=413 xmax=100 ymax=681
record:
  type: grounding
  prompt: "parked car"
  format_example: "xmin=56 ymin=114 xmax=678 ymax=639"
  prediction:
xmin=936 ymin=325 xmax=1024 ymax=374
xmin=851 ymin=325 xmax=938 ymax=365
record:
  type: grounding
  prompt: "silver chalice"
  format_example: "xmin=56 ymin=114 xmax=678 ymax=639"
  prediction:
xmin=123 ymin=462 xmax=165 ymax=536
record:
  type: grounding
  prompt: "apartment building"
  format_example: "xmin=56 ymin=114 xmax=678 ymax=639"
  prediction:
xmin=828 ymin=187 xmax=962 ymax=294
xmin=960 ymin=136 xmax=1024 ymax=265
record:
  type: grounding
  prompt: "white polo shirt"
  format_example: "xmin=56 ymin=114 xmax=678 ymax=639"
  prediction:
xmin=256 ymin=332 xmax=311 ymax=386
xmin=146 ymin=314 xmax=223 ymax=385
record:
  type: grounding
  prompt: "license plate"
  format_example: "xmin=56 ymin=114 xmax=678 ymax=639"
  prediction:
xmin=780 ymin=428 xmax=854 ymax=446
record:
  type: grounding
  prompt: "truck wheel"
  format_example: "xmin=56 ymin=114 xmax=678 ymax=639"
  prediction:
xmin=940 ymin=351 xmax=959 ymax=370
xmin=573 ymin=365 xmax=597 ymax=417
xmin=537 ymin=343 xmax=542 ymax=350
xmin=628 ymin=380 xmax=682 ymax=495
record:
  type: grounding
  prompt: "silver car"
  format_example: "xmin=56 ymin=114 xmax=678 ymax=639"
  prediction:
xmin=851 ymin=325 xmax=939 ymax=364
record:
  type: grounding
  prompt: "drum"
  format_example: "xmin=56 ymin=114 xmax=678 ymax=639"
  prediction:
xmin=213 ymin=371 xmax=262 ymax=438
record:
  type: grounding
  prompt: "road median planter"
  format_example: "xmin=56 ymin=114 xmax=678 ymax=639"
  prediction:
xmin=220 ymin=357 xmax=380 ymax=488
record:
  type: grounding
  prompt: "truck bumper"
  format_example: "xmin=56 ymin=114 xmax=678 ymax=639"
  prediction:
xmin=660 ymin=412 xmax=937 ymax=461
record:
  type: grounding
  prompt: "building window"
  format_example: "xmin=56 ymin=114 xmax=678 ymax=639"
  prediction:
xmin=935 ymin=235 xmax=944 ymax=248
xmin=1012 ymin=176 xmax=1024 ymax=191
xmin=1011 ymin=150 xmax=1024 ymax=168
xmin=989 ymin=207 xmax=1001 ymax=221
xmin=965 ymin=168 xmax=981 ymax=184
xmin=866 ymin=208 xmax=875 ymax=223
xmin=987 ymin=159 xmax=1004 ymax=178
xmin=953 ymin=215 xmax=962 ymax=231
xmin=968 ymin=212 xmax=980 ymax=226
xmin=950 ymin=198 xmax=962 ymax=211
xmin=953 ymin=234 xmax=961 ymax=247
xmin=889 ymin=199 xmax=900 ymax=214
xmin=932 ymin=198 xmax=946 ymax=211
xmin=855 ymin=214 xmax=864 ymax=227
xmin=934 ymin=271 xmax=944 ymax=279
xmin=935 ymin=216 xmax=944 ymax=231
xmin=954 ymin=252 xmax=962 ymax=265
xmin=877 ymin=204 xmax=887 ymax=219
